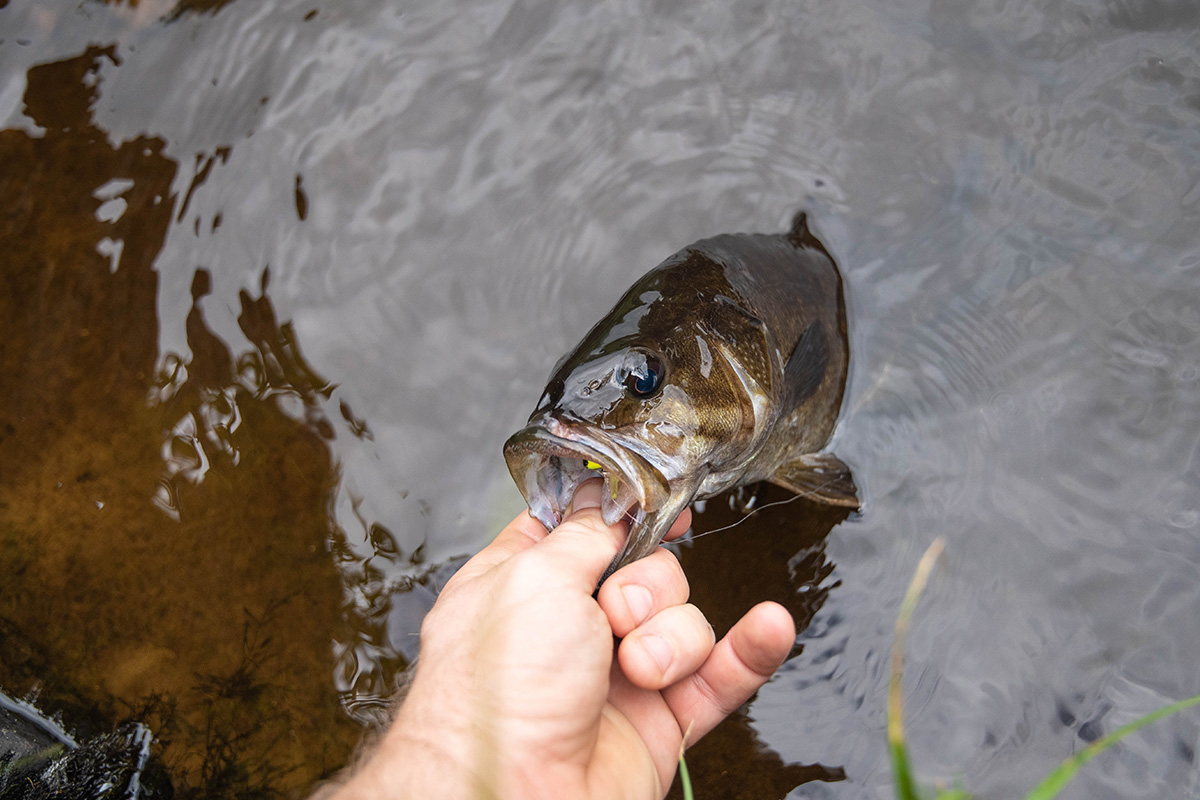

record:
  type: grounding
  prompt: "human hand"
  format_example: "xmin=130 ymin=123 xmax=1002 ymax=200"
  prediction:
xmin=325 ymin=480 xmax=795 ymax=799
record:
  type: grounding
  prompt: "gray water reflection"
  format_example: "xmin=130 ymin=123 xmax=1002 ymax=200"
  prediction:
xmin=2 ymin=0 xmax=1199 ymax=797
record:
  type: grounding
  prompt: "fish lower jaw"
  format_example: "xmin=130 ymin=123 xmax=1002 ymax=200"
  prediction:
xmin=600 ymin=484 xmax=640 ymax=527
xmin=584 ymin=463 xmax=644 ymax=526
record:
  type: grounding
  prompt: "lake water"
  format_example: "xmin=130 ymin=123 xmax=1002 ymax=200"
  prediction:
xmin=1 ymin=0 xmax=1198 ymax=797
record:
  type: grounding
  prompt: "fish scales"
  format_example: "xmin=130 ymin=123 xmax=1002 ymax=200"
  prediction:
xmin=504 ymin=212 xmax=858 ymax=583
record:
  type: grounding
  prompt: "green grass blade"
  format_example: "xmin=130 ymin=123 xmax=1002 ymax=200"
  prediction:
xmin=889 ymin=738 xmax=922 ymax=800
xmin=678 ymin=750 xmax=694 ymax=800
xmin=933 ymin=789 xmax=974 ymax=800
xmin=678 ymin=720 xmax=695 ymax=800
xmin=1024 ymin=692 xmax=1200 ymax=800
xmin=888 ymin=538 xmax=946 ymax=800
xmin=884 ymin=536 xmax=1200 ymax=800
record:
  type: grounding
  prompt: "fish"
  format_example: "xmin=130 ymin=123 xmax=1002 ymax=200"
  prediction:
xmin=503 ymin=212 xmax=858 ymax=582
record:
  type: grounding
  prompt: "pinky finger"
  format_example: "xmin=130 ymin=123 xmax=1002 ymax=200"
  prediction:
xmin=661 ymin=601 xmax=795 ymax=745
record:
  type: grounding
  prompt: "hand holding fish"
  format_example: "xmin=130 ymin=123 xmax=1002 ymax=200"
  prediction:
xmin=321 ymin=480 xmax=794 ymax=800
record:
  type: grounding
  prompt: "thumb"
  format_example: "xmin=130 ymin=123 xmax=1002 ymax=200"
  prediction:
xmin=528 ymin=479 xmax=629 ymax=589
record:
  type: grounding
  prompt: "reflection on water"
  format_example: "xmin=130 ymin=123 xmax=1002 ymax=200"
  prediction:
xmin=2 ymin=1 xmax=1200 ymax=798
xmin=668 ymin=488 xmax=851 ymax=799
xmin=0 ymin=46 xmax=358 ymax=796
xmin=0 ymin=40 xmax=848 ymax=794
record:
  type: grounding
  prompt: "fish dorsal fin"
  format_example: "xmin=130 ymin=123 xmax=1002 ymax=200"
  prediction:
xmin=788 ymin=211 xmax=811 ymax=241
xmin=769 ymin=451 xmax=859 ymax=508
xmin=786 ymin=211 xmax=836 ymax=261
xmin=783 ymin=320 xmax=829 ymax=408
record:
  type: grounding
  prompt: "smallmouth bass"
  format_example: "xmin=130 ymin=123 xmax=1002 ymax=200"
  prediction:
xmin=504 ymin=213 xmax=858 ymax=581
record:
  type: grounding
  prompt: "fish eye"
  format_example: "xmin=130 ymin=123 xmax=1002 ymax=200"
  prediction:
xmin=624 ymin=352 xmax=666 ymax=398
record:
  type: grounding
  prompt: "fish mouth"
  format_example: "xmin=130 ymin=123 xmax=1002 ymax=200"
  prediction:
xmin=503 ymin=416 xmax=672 ymax=533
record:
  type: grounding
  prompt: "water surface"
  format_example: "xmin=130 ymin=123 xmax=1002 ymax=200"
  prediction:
xmin=1 ymin=1 xmax=1198 ymax=798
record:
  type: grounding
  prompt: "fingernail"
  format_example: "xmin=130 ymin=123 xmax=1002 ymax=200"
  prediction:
xmin=622 ymin=584 xmax=652 ymax=624
xmin=639 ymin=633 xmax=673 ymax=675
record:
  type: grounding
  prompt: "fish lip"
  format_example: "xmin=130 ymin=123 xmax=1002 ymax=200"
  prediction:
xmin=503 ymin=416 xmax=671 ymax=528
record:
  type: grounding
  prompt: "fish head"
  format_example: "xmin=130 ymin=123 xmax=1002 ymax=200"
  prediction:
xmin=504 ymin=254 xmax=780 ymax=575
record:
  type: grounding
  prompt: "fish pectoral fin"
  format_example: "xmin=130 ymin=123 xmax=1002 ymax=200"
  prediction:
xmin=768 ymin=451 xmax=859 ymax=509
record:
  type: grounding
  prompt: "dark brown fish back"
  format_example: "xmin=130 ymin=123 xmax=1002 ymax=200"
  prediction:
xmin=689 ymin=235 xmax=842 ymax=361
xmin=683 ymin=220 xmax=850 ymax=474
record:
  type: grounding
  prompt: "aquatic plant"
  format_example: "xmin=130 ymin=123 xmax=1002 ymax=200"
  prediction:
xmin=677 ymin=536 xmax=1200 ymax=800
xmin=888 ymin=539 xmax=1200 ymax=800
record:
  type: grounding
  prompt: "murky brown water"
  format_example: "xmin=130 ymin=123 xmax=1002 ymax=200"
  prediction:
xmin=2 ymin=1 xmax=1199 ymax=798
xmin=1 ymin=44 xmax=357 ymax=796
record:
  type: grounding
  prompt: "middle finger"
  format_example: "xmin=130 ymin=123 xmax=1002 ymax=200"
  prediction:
xmin=618 ymin=603 xmax=716 ymax=690
xmin=597 ymin=547 xmax=690 ymax=638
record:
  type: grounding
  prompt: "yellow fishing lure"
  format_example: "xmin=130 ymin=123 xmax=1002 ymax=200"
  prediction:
xmin=585 ymin=461 xmax=619 ymax=500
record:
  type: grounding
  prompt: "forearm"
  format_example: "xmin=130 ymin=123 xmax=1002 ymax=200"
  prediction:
xmin=319 ymin=689 xmax=484 ymax=800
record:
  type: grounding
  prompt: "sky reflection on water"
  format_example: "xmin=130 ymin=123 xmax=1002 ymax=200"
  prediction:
xmin=1 ymin=0 xmax=1199 ymax=797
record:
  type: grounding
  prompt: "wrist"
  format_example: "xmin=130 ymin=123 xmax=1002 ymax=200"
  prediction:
xmin=327 ymin=720 xmax=477 ymax=799
xmin=375 ymin=684 xmax=484 ymax=798
xmin=368 ymin=659 xmax=527 ymax=799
